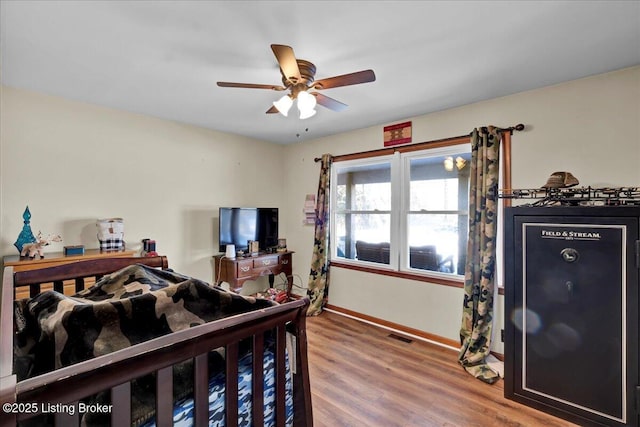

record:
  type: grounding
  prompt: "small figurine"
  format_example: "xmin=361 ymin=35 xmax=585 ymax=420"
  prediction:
xmin=20 ymin=231 xmax=62 ymax=258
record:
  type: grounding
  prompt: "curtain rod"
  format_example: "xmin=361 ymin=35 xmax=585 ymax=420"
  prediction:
xmin=314 ymin=123 xmax=525 ymax=162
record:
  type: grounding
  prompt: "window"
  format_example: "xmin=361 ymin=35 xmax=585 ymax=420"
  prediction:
xmin=334 ymin=157 xmax=393 ymax=263
xmin=331 ymin=142 xmax=471 ymax=281
xmin=403 ymin=150 xmax=470 ymax=275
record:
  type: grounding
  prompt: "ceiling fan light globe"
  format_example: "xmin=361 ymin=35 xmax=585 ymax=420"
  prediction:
xmin=296 ymin=91 xmax=317 ymax=112
xmin=273 ymin=95 xmax=293 ymax=117
xmin=299 ymin=109 xmax=316 ymax=120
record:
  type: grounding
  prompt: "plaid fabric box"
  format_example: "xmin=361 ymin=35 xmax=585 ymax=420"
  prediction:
xmin=98 ymin=239 xmax=125 ymax=251
xmin=97 ymin=218 xmax=124 ymax=250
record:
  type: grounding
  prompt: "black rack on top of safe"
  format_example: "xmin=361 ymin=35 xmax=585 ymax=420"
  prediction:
xmin=502 ymin=189 xmax=639 ymax=427
xmin=499 ymin=186 xmax=640 ymax=207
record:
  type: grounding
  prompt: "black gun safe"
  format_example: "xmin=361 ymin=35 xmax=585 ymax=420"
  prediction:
xmin=504 ymin=206 xmax=639 ymax=426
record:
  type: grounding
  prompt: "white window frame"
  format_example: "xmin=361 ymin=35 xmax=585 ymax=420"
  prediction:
xmin=330 ymin=142 xmax=470 ymax=282
xmin=330 ymin=153 xmax=399 ymax=271
xmin=399 ymin=144 xmax=470 ymax=280
xmin=327 ymin=130 xmax=514 ymax=290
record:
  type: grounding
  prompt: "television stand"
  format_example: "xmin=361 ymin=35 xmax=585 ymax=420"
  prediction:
xmin=213 ymin=251 xmax=294 ymax=295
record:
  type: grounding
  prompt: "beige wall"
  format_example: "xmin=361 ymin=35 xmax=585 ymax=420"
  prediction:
xmin=0 ymin=86 xmax=287 ymax=282
xmin=284 ymin=66 xmax=640 ymax=352
xmin=2 ymin=66 xmax=638 ymax=352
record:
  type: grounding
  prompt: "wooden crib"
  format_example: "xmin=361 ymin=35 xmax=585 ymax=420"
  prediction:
xmin=0 ymin=256 xmax=312 ymax=426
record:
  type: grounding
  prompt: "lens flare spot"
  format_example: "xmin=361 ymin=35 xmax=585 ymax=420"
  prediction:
xmin=511 ymin=307 xmax=542 ymax=334
xmin=546 ymin=322 xmax=582 ymax=351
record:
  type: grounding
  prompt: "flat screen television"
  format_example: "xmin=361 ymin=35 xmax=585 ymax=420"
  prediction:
xmin=218 ymin=207 xmax=279 ymax=253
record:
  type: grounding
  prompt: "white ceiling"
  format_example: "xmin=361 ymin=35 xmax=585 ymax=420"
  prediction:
xmin=1 ymin=1 xmax=639 ymax=144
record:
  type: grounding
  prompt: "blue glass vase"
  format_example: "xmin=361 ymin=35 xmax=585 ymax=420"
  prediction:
xmin=14 ymin=206 xmax=37 ymax=254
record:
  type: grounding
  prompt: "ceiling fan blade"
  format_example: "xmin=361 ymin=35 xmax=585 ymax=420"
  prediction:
xmin=313 ymin=93 xmax=348 ymax=112
xmin=266 ymin=105 xmax=279 ymax=114
xmin=312 ymin=69 xmax=376 ymax=90
xmin=217 ymin=82 xmax=286 ymax=91
xmin=271 ymin=44 xmax=301 ymax=84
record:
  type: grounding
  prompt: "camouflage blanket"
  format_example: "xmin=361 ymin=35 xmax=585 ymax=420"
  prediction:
xmin=14 ymin=264 xmax=276 ymax=381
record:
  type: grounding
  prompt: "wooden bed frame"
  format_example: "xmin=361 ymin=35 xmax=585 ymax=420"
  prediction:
xmin=0 ymin=256 xmax=313 ymax=426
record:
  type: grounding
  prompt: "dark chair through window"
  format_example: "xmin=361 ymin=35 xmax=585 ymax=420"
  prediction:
xmin=355 ymin=241 xmax=453 ymax=272
xmin=355 ymin=241 xmax=390 ymax=264
xmin=409 ymin=245 xmax=453 ymax=273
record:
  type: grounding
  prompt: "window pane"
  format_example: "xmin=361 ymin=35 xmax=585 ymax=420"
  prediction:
xmin=407 ymin=213 xmax=465 ymax=274
xmin=352 ymin=182 xmax=391 ymax=210
xmin=406 ymin=151 xmax=470 ymax=275
xmin=335 ymin=162 xmax=391 ymax=211
xmin=409 ymin=155 xmax=469 ymax=211
xmin=411 ymin=179 xmax=458 ymax=211
xmin=335 ymin=213 xmax=390 ymax=263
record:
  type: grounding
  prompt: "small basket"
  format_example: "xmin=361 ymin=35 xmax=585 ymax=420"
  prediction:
xmin=97 ymin=218 xmax=125 ymax=250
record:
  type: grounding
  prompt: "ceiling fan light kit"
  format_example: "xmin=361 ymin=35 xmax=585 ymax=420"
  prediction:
xmin=273 ymin=95 xmax=293 ymax=117
xmin=299 ymin=107 xmax=316 ymax=120
xmin=296 ymin=90 xmax=317 ymax=119
xmin=272 ymin=89 xmax=317 ymax=119
xmin=217 ymin=44 xmax=376 ymax=120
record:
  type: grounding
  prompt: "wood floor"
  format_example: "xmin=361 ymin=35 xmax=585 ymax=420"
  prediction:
xmin=305 ymin=311 xmax=578 ymax=427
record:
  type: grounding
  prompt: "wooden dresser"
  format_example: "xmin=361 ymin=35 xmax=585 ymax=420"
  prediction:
xmin=3 ymin=249 xmax=136 ymax=298
xmin=213 ymin=251 xmax=294 ymax=294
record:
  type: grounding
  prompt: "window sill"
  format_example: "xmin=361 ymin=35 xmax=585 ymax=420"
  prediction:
xmin=330 ymin=260 xmax=463 ymax=288
xmin=330 ymin=260 xmax=505 ymax=295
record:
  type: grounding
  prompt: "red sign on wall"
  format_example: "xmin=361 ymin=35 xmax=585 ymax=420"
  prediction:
xmin=383 ymin=121 xmax=412 ymax=146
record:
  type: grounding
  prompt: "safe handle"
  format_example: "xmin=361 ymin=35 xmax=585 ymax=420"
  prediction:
xmin=561 ymin=248 xmax=579 ymax=263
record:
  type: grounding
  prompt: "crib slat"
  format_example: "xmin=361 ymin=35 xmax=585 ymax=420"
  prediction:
xmin=252 ymin=333 xmax=265 ymax=426
xmin=194 ymin=353 xmax=208 ymax=427
xmin=156 ymin=366 xmax=173 ymax=426
xmin=276 ymin=325 xmax=286 ymax=427
xmin=111 ymin=382 xmax=131 ymax=426
xmin=226 ymin=342 xmax=239 ymax=427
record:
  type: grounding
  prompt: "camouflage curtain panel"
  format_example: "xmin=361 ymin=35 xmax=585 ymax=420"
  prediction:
xmin=459 ymin=126 xmax=502 ymax=384
xmin=307 ymin=154 xmax=332 ymax=316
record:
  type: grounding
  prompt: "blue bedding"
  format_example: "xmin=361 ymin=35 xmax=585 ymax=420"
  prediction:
xmin=141 ymin=347 xmax=293 ymax=427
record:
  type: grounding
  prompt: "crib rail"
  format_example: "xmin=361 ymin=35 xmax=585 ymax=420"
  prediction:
xmin=12 ymin=256 xmax=168 ymax=298
xmin=2 ymin=297 xmax=310 ymax=426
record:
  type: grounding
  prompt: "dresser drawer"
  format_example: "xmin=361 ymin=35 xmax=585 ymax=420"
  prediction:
xmin=236 ymin=259 xmax=254 ymax=278
xmin=253 ymin=256 xmax=279 ymax=268
xmin=279 ymin=254 xmax=292 ymax=266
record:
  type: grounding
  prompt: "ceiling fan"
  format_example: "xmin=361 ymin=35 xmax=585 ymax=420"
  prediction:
xmin=217 ymin=44 xmax=376 ymax=119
